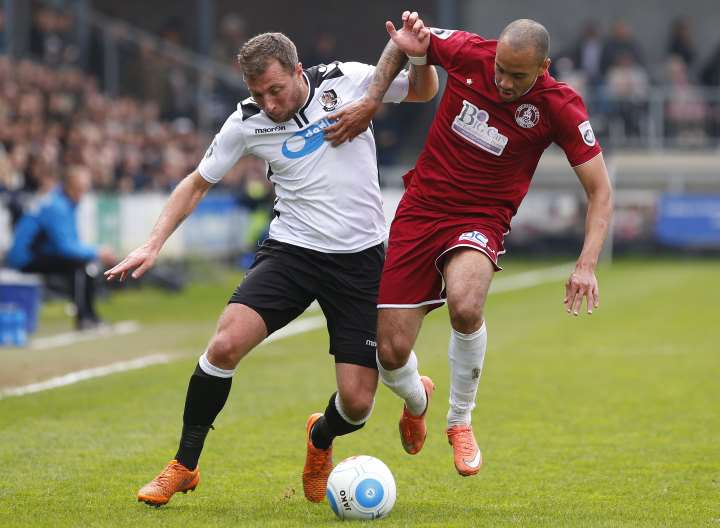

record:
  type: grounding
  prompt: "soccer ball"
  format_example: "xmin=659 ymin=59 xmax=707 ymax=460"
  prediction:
xmin=326 ymin=455 xmax=396 ymax=520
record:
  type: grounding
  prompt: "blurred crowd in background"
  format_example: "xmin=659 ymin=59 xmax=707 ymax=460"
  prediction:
xmin=0 ymin=57 xmax=206 ymax=195
xmin=1 ymin=3 xmax=720 ymax=198
xmin=553 ymin=17 xmax=720 ymax=145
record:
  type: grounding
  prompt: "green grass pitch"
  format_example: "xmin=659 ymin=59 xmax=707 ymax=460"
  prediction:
xmin=0 ymin=258 xmax=717 ymax=527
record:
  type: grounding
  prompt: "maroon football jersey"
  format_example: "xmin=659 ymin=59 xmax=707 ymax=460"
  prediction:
xmin=404 ymin=29 xmax=602 ymax=231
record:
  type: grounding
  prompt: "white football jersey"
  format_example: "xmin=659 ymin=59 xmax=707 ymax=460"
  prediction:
xmin=198 ymin=61 xmax=409 ymax=253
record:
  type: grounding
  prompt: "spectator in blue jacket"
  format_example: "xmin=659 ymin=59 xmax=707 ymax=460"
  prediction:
xmin=6 ymin=165 xmax=116 ymax=330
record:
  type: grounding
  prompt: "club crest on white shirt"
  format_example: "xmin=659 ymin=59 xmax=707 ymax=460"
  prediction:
xmin=451 ymin=100 xmax=508 ymax=156
xmin=515 ymin=103 xmax=540 ymax=128
xmin=319 ymin=89 xmax=340 ymax=112
xmin=578 ymin=120 xmax=596 ymax=146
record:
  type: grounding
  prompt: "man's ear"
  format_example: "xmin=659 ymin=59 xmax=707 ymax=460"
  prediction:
xmin=540 ymin=57 xmax=551 ymax=75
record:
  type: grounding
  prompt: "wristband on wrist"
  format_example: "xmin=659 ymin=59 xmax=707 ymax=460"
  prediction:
xmin=407 ymin=54 xmax=427 ymax=66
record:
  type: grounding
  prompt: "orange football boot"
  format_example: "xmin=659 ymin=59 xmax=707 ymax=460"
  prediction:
xmin=137 ymin=459 xmax=200 ymax=507
xmin=398 ymin=375 xmax=435 ymax=454
xmin=446 ymin=424 xmax=483 ymax=476
xmin=302 ymin=413 xmax=333 ymax=503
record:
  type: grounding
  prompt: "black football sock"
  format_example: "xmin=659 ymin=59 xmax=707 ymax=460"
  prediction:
xmin=175 ymin=363 xmax=232 ymax=470
xmin=311 ymin=392 xmax=365 ymax=450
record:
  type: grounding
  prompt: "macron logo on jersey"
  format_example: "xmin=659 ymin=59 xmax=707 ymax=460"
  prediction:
xmin=255 ymin=125 xmax=286 ymax=134
xmin=452 ymin=100 xmax=508 ymax=156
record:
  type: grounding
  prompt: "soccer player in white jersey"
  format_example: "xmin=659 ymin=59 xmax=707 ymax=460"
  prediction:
xmin=106 ymin=15 xmax=438 ymax=507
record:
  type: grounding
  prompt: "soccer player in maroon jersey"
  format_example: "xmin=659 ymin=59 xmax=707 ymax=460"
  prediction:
xmin=325 ymin=12 xmax=613 ymax=476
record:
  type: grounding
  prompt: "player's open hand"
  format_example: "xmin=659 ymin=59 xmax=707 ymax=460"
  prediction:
xmin=104 ymin=243 xmax=159 ymax=282
xmin=386 ymin=11 xmax=431 ymax=58
xmin=564 ymin=266 xmax=599 ymax=315
xmin=324 ymin=97 xmax=378 ymax=146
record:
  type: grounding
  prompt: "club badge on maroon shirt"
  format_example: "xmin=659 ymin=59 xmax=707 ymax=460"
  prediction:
xmin=514 ymin=104 xmax=540 ymax=128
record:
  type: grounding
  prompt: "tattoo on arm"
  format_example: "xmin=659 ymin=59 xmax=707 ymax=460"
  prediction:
xmin=368 ymin=41 xmax=407 ymax=103
xmin=409 ymin=65 xmax=419 ymax=93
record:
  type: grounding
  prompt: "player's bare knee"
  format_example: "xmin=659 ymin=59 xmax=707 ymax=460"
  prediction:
xmin=340 ymin=392 xmax=374 ymax=422
xmin=377 ymin=338 xmax=412 ymax=370
xmin=207 ymin=332 xmax=243 ymax=369
xmin=448 ymin=300 xmax=484 ymax=334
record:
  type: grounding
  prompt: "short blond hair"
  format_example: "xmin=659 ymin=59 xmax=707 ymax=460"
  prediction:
xmin=237 ymin=32 xmax=298 ymax=79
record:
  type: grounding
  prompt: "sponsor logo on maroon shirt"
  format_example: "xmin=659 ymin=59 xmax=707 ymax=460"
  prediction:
xmin=451 ymin=101 xmax=509 ymax=156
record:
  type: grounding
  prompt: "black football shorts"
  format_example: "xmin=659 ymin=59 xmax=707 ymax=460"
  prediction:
xmin=229 ymin=239 xmax=384 ymax=368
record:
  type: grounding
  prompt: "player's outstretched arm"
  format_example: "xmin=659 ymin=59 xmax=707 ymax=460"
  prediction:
xmin=105 ymin=170 xmax=212 ymax=282
xmin=564 ymin=153 xmax=613 ymax=315
xmin=324 ymin=10 xmax=433 ymax=146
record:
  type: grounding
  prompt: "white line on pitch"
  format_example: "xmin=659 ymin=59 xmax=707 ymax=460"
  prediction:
xmin=30 ymin=321 xmax=142 ymax=351
xmin=1 ymin=263 xmax=571 ymax=399
xmin=490 ymin=263 xmax=573 ymax=294
xmin=0 ymin=316 xmax=326 ymax=399
xmin=0 ymin=354 xmax=171 ymax=399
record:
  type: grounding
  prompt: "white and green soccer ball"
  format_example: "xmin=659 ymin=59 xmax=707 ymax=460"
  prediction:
xmin=326 ymin=455 xmax=397 ymax=520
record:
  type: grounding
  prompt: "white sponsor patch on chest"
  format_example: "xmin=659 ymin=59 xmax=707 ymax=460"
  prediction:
xmin=451 ymin=100 xmax=508 ymax=156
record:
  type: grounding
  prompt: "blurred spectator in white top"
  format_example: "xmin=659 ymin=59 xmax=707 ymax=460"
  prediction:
xmin=664 ymin=55 xmax=707 ymax=145
xmin=606 ymin=53 xmax=649 ymax=101
xmin=553 ymin=56 xmax=588 ymax=99
xmin=606 ymin=51 xmax=649 ymax=137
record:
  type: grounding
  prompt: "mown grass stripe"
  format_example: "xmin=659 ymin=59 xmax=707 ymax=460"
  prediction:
xmin=3 ymin=263 xmax=572 ymax=400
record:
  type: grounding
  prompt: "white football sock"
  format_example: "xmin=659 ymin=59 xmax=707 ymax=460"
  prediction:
xmin=335 ymin=393 xmax=374 ymax=426
xmin=447 ymin=322 xmax=487 ymax=426
xmin=198 ymin=349 xmax=236 ymax=378
xmin=377 ymin=350 xmax=427 ymax=416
